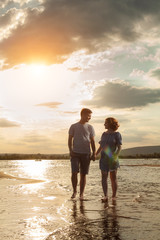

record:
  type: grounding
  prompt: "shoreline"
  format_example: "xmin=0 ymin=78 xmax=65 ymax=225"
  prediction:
xmin=0 ymin=152 xmax=160 ymax=160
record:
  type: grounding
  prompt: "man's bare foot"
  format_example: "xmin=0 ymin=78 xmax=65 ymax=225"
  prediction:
xmin=101 ymin=196 xmax=108 ymax=202
xmin=71 ymin=192 xmax=77 ymax=199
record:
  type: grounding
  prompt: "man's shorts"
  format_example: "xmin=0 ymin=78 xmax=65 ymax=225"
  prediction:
xmin=71 ymin=152 xmax=91 ymax=175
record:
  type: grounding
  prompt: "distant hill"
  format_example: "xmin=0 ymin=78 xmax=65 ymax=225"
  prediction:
xmin=121 ymin=146 xmax=160 ymax=157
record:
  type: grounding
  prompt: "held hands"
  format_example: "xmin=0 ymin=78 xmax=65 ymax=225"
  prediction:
xmin=91 ymin=149 xmax=101 ymax=161
xmin=90 ymin=152 xmax=96 ymax=161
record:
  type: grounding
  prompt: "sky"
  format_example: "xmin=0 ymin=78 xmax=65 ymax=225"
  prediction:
xmin=0 ymin=0 xmax=160 ymax=154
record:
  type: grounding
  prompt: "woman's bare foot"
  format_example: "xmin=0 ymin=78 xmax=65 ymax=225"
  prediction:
xmin=79 ymin=194 xmax=84 ymax=201
xmin=71 ymin=192 xmax=77 ymax=199
xmin=101 ymin=196 xmax=108 ymax=202
xmin=112 ymin=195 xmax=117 ymax=201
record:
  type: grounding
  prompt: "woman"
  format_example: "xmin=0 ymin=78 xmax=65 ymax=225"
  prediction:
xmin=96 ymin=117 xmax=122 ymax=202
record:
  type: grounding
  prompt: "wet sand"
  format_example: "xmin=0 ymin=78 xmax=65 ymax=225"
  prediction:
xmin=0 ymin=159 xmax=160 ymax=240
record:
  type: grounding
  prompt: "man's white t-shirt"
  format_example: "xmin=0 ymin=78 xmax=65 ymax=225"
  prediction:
xmin=69 ymin=122 xmax=95 ymax=154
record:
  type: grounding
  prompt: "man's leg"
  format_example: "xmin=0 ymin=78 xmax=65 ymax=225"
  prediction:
xmin=71 ymin=155 xmax=79 ymax=199
xmin=80 ymin=173 xmax=86 ymax=200
xmin=71 ymin=172 xmax=78 ymax=198
xmin=110 ymin=170 xmax=117 ymax=199
xmin=79 ymin=154 xmax=90 ymax=200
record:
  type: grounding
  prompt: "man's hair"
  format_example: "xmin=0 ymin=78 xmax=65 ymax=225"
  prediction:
xmin=80 ymin=108 xmax=92 ymax=116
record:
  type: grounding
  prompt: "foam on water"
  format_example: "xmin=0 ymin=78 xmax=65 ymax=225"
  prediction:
xmin=0 ymin=171 xmax=45 ymax=183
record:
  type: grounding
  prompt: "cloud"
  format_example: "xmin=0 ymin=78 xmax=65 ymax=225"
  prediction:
xmin=20 ymin=133 xmax=54 ymax=153
xmin=91 ymin=115 xmax=130 ymax=124
xmin=22 ymin=133 xmax=49 ymax=143
xmin=0 ymin=0 xmax=42 ymax=8
xmin=0 ymin=118 xmax=20 ymax=127
xmin=0 ymin=9 xmax=13 ymax=28
xmin=82 ymin=81 xmax=160 ymax=109
xmin=0 ymin=0 xmax=9 ymax=8
xmin=1 ymin=0 xmax=160 ymax=69
xmin=0 ymin=8 xmax=29 ymax=44
xmin=63 ymin=111 xmax=78 ymax=114
xmin=36 ymin=102 xmax=62 ymax=108
xmin=150 ymin=67 xmax=160 ymax=81
xmin=20 ymin=129 xmax=68 ymax=153
xmin=68 ymin=67 xmax=82 ymax=72
xmin=130 ymin=68 xmax=145 ymax=78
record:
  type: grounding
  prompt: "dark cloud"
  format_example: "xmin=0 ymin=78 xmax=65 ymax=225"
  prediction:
xmin=0 ymin=0 xmax=9 ymax=7
xmin=0 ymin=118 xmax=20 ymax=127
xmin=0 ymin=9 xmax=14 ymax=27
xmin=1 ymin=0 xmax=160 ymax=68
xmin=82 ymin=81 xmax=160 ymax=109
xmin=150 ymin=68 xmax=160 ymax=81
xmin=0 ymin=0 xmax=39 ymax=8
xmin=36 ymin=102 xmax=62 ymax=108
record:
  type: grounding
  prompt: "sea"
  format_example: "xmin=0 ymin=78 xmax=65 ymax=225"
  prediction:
xmin=0 ymin=158 xmax=160 ymax=240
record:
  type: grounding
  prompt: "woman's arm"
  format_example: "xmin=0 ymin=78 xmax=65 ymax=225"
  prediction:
xmin=116 ymin=145 xmax=122 ymax=155
xmin=113 ymin=145 xmax=122 ymax=159
xmin=96 ymin=145 xmax=102 ymax=156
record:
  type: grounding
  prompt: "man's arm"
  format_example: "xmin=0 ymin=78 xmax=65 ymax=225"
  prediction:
xmin=96 ymin=145 xmax=102 ymax=156
xmin=68 ymin=134 xmax=73 ymax=156
xmin=90 ymin=136 xmax=96 ymax=161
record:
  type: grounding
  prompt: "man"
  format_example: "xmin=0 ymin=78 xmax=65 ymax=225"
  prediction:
xmin=68 ymin=108 xmax=96 ymax=200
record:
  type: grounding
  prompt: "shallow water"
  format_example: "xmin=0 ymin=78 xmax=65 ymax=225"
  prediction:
xmin=0 ymin=159 xmax=160 ymax=240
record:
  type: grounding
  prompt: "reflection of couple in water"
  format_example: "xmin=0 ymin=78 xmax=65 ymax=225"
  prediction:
xmin=68 ymin=108 xmax=122 ymax=202
xmin=69 ymin=198 xmax=121 ymax=239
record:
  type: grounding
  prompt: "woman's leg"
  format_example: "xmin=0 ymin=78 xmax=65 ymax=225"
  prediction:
xmin=101 ymin=171 xmax=108 ymax=201
xmin=110 ymin=170 xmax=117 ymax=198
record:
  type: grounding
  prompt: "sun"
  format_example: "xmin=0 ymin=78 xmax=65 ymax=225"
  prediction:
xmin=28 ymin=64 xmax=48 ymax=77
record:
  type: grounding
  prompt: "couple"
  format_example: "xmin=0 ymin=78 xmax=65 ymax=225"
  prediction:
xmin=68 ymin=108 xmax=122 ymax=202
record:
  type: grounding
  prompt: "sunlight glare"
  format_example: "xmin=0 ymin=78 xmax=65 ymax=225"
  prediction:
xmin=28 ymin=64 xmax=48 ymax=78
xmin=19 ymin=160 xmax=48 ymax=179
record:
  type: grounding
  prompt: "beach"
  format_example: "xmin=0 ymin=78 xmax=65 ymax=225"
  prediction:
xmin=0 ymin=159 xmax=160 ymax=240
